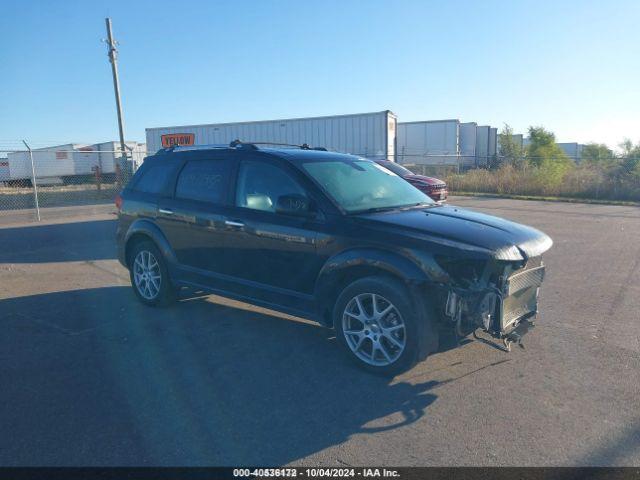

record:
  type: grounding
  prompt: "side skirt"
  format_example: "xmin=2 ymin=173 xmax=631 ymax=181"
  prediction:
xmin=172 ymin=265 xmax=322 ymax=324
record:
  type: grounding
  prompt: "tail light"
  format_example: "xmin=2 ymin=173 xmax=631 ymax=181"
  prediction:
xmin=115 ymin=193 xmax=123 ymax=211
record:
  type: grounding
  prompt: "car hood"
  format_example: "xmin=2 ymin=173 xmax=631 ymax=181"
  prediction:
xmin=403 ymin=174 xmax=445 ymax=186
xmin=355 ymin=204 xmax=552 ymax=260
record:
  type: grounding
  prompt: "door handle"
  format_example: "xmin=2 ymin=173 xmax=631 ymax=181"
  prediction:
xmin=224 ymin=220 xmax=245 ymax=228
xmin=158 ymin=208 xmax=174 ymax=215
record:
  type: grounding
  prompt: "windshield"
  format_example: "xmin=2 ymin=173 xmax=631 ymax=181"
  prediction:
xmin=302 ymin=159 xmax=434 ymax=213
xmin=378 ymin=161 xmax=414 ymax=177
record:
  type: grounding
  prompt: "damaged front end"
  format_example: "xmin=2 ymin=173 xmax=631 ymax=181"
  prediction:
xmin=437 ymin=246 xmax=549 ymax=351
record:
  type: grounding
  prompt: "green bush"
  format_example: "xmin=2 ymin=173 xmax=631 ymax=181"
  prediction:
xmin=440 ymin=133 xmax=640 ymax=202
xmin=443 ymin=162 xmax=640 ymax=202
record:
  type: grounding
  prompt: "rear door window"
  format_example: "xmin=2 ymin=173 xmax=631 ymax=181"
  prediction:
xmin=175 ymin=159 xmax=231 ymax=204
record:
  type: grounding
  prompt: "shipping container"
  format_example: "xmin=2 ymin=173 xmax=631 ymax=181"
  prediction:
xmin=396 ymin=119 xmax=459 ymax=165
xmin=459 ymin=122 xmax=477 ymax=167
xmin=145 ymin=111 xmax=397 ymax=161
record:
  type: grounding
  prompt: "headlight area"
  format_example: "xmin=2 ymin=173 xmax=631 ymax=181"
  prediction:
xmin=436 ymin=256 xmax=545 ymax=352
xmin=433 ymin=255 xmax=496 ymax=335
xmin=434 ymin=255 xmax=487 ymax=288
xmin=435 ymin=257 xmax=522 ymax=336
xmin=444 ymin=288 xmax=501 ymax=337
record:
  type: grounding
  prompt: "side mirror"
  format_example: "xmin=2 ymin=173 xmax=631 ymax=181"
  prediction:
xmin=275 ymin=194 xmax=315 ymax=218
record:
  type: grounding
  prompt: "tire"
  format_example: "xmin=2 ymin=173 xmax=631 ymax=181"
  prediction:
xmin=334 ymin=276 xmax=424 ymax=376
xmin=128 ymin=240 xmax=177 ymax=307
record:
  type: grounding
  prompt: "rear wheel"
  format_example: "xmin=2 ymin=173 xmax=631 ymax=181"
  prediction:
xmin=334 ymin=276 xmax=421 ymax=376
xmin=129 ymin=240 xmax=177 ymax=307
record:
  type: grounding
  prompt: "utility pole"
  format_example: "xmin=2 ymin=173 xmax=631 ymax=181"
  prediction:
xmin=104 ymin=18 xmax=127 ymax=180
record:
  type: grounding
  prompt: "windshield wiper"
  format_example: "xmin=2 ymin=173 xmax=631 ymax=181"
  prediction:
xmin=398 ymin=202 xmax=438 ymax=210
xmin=350 ymin=202 xmax=436 ymax=215
xmin=349 ymin=206 xmax=400 ymax=214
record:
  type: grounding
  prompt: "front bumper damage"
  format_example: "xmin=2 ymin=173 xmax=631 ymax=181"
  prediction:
xmin=444 ymin=260 xmax=546 ymax=351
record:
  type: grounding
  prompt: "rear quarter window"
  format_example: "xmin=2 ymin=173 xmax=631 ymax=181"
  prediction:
xmin=132 ymin=162 xmax=175 ymax=194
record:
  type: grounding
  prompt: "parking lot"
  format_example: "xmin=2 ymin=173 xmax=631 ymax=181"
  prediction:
xmin=0 ymin=196 xmax=638 ymax=466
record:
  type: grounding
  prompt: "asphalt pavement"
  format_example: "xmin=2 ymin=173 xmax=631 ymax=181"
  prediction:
xmin=0 ymin=197 xmax=638 ymax=466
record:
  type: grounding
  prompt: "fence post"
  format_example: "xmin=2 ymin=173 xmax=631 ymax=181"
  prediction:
xmin=22 ymin=140 xmax=41 ymax=222
xmin=94 ymin=165 xmax=102 ymax=191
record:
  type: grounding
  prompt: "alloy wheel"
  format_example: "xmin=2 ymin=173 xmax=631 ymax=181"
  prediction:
xmin=133 ymin=250 xmax=162 ymax=300
xmin=342 ymin=293 xmax=406 ymax=366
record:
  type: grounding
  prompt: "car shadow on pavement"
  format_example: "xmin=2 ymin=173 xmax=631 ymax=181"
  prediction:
xmin=0 ymin=219 xmax=117 ymax=263
xmin=0 ymin=285 xmax=440 ymax=466
xmin=579 ymin=424 xmax=640 ymax=466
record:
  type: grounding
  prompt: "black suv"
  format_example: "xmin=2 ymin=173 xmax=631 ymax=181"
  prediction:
xmin=116 ymin=142 xmax=552 ymax=375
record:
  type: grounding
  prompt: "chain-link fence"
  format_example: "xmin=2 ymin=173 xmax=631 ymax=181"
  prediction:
xmin=396 ymin=153 xmax=491 ymax=178
xmin=6 ymin=146 xmax=627 ymax=225
xmin=0 ymin=149 xmax=146 ymax=224
xmin=0 ymin=148 xmax=495 ymax=224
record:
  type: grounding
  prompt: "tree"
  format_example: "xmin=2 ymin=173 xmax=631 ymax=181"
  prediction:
xmin=618 ymin=139 xmax=640 ymax=176
xmin=619 ymin=139 xmax=640 ymax=158
xmin=498 ymin=124 xmax=524 ymax=168
xmin=582 ymin=143 xmax=614 ymax=164
xmin=525 ymin=126 xmax=574 ymax=188
xmin=526 ymin=126 xmax=573 ymax=167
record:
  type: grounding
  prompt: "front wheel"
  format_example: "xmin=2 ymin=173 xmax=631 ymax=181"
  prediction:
xmin=334 ymin=276 xmax=421 ymax=376
xmin=129 ymin=240 xmax=177 ymax=307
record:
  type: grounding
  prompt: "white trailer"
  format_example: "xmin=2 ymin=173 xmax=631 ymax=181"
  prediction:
xmin=499 ymin=134 xmax=524 ymax=153
xmin=459 ymin=122 xmax=477 ymax=167
xmin=0 ymin=159 xmax=9 ymax=182
xmin=73 ymin=145 xmax=98 ymax=175
xmin=7 ymin=144 xmax=84 ymax=184
xmin=145 ymin=111 xmax=397 ymax=161
xmin=5 ymin=141 xmax=146 ymax=184
xmin=557 ymin=142 xmax=584 ymax=162
xmin=396 ymin=119 xmax=459 ymax=165
xmin=489 ymin=127 xmax=498 ymax=160
xmin=475 ymin=126 xmax=491 ymax=167
xmin=94 ymin=141 xmax=147 ymax=173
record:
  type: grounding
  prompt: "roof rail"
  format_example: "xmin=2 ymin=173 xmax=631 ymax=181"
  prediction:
xmin=229 ymin=139 xmax=258 ymax=150
xmin=158 ymin=143 xmax=230 ymax=154
xmin=158 ymin=140 xmax=329 ymax=154
xmin=230 ymin=140 xmax=328 ymax=151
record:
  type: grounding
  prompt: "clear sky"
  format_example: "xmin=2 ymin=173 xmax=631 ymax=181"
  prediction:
xmin=1 ymin=0 xmax=638 ymax=151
